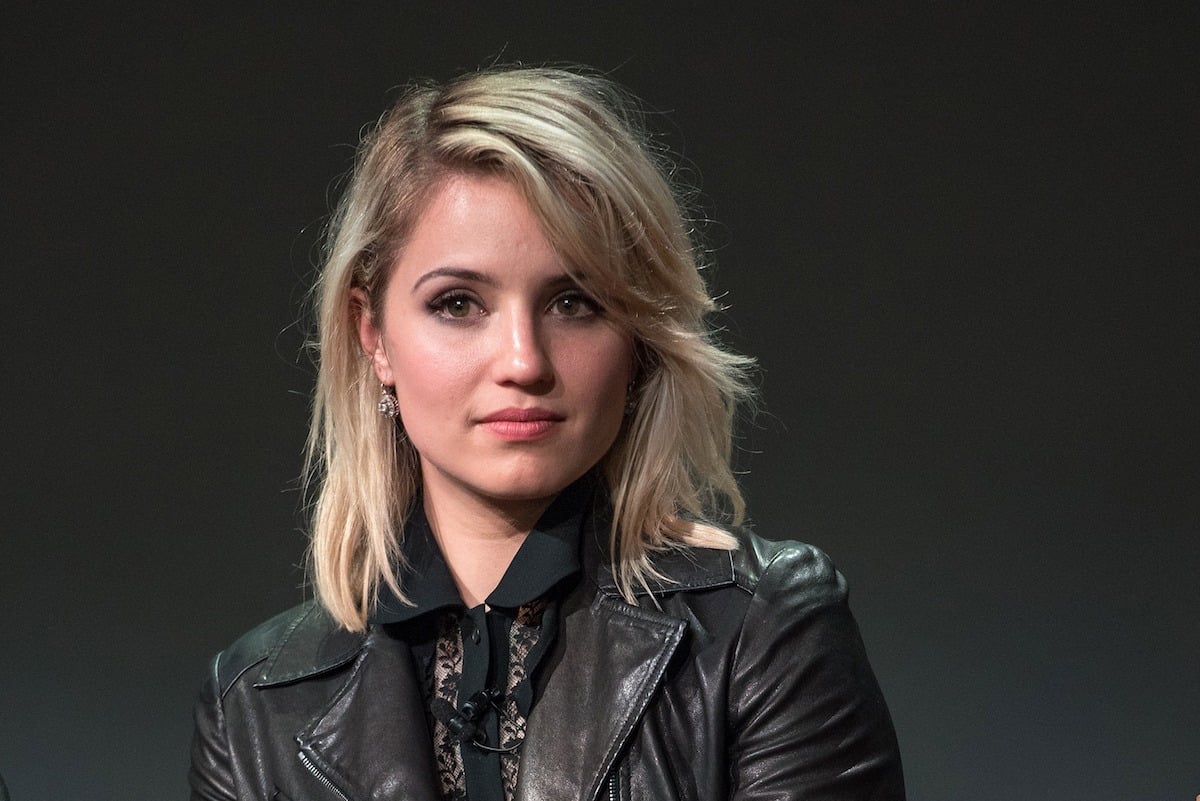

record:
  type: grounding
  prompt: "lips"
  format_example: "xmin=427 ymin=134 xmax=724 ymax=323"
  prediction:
xmin=477 ymin=407 xmax=564 ymax=441
xmin=479 ymin=407 xmax=563 ymax=423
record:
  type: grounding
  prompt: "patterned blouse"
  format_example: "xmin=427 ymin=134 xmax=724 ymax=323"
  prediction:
xmin=370 ymin=482 xmax=590 ymax=801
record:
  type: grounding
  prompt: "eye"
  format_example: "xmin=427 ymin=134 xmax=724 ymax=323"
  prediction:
xmin=549 ymin=291 xmax=599 ymax=318
xmin=429 ymin=292 xmax=481 ymax=320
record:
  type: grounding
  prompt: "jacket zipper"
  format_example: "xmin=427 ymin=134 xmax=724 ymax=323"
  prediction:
xmin=607 ymin=768 xmax=620 ymax=801
xmin=298 ymin=749 xmax=353 ymax=801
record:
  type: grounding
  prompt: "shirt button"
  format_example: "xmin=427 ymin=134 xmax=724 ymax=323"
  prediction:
xmin=460 ymin=615 xmax=482 ymax=644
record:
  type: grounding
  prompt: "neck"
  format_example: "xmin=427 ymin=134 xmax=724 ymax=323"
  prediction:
xmin=422 ymin=481 xmax=557 ymax=609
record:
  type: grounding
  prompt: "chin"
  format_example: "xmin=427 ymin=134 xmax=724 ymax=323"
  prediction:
xmin=476 ymin=464 xmax=590 ymax=504
xmin=481 ymin=478 xmax=574 ymax=504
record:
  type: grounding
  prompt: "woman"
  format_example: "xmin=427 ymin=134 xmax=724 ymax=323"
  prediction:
xmin=190 ymin=67 xmax=904 ymax=801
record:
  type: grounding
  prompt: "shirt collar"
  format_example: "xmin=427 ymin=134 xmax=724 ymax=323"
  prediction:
xmin=369 ymin=477 xmax=591 ymax=624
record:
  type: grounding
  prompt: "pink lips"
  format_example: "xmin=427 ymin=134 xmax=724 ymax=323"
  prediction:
xmin=477 ymin=407 xmax=564 ymax=441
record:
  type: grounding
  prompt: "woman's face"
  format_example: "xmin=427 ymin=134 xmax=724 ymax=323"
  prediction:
xmin=358 ymin=174 xmax=633 ymax=517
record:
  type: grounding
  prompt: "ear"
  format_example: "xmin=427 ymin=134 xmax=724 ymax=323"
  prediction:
xmin=351 ymin=288 xmax=394 ymax=386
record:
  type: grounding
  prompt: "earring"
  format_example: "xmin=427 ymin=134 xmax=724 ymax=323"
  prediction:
xmin=377 ymin=384 xmax=400 ymax=418
xmin=624 ymin=380 xmax=638 ymax=416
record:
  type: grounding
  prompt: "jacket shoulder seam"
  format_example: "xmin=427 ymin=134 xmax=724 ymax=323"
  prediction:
xmin=209 ymin=601 xmax=323 ymax=692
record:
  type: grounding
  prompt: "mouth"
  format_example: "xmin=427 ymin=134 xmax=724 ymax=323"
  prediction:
xmin=477 ymin=407 xmax=564 ymax=440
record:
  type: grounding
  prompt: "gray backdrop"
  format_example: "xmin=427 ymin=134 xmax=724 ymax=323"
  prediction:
xmin=3 ymin=4 xmax=1197 ymax=800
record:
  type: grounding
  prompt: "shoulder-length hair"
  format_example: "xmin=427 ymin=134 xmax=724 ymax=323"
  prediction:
xmin=307 ymin=66 xmax=754 ymax=631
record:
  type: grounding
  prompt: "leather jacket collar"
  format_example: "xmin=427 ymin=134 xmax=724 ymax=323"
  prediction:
xmin=237 ymin=525 xmax=739 ymax=801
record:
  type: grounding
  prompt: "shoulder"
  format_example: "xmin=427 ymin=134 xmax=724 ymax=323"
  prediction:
xmin=637 ymin=528 xmax=847 ymax=604
xmin=730 ymin=530 xmax=848 ymax=606
xmin=207 ymin=600 xmax=365 ymax=696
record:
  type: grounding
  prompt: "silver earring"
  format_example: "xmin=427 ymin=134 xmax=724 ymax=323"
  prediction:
xmin=624 ymin=380 xmax=638 ymax=416
xmin=377 ymin=384 xmax=400 ymax=418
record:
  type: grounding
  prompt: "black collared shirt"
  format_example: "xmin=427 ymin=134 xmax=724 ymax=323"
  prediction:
xmin=370 ymin=480 xmax=590 ymax=801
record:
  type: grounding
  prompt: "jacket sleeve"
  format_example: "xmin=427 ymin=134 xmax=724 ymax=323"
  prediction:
xmin=728 ymin=545 xmax=905 ymax=801
xmin=189 ymin=653 xmax=239 ymax=801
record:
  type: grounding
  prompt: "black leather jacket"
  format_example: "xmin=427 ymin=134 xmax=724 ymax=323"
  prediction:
xmin=190 ymin=532 xmax=904 ymax=800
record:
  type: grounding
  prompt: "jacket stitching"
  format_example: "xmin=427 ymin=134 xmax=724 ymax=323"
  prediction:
xmin=588 ymin=596 xmax=687 ymax=801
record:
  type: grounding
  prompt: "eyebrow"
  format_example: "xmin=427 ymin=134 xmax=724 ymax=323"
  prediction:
xmin=411 ymin=266 xmax=583 ymax=293
xmin=412 ymin=266 xmax=498 ymax=292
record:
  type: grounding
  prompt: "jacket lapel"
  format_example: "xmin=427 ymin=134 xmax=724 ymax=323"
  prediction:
xmin=295 ymin=629 xmax=442 ymax=801
xmin=516 ymin=591 xmax=686 ymax=801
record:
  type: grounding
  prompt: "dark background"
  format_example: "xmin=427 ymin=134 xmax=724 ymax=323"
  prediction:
xmin=3 ymin=4 xmax=1197 ymax=800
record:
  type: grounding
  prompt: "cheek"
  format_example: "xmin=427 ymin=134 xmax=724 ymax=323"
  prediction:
xmin=387 ymin=335 xmax=467 ymax=408
xmin=576 ymin=336 xmax=634 ymax=417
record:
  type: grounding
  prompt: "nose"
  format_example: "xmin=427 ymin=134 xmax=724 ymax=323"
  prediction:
xmin=492 ymin=310 xmax=554 ymax=389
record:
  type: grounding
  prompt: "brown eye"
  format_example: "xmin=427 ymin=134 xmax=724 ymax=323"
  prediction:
xmin=444 ymin=297 xmax=471 ymax=317
xmin=429 ymin=293 xmax=479 ymax=319
xmin=551 ymin=292 xmax=598 ymax=318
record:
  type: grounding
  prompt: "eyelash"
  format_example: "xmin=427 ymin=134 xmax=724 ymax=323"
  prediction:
xmin=426 ymin=291 xmax=601 ymax=321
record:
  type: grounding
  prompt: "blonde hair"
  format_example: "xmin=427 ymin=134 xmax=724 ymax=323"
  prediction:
xmin=307 ymin=67 xmax=754 ymax=631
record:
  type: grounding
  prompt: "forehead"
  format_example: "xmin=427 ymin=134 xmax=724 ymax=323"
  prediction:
xmin=415 ymin=174 xmax=535 ymax=235
xmin=387 ymin=174 xmax=567 ymax=288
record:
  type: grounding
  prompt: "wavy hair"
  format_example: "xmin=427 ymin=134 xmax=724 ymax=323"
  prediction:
xmin=307 ymin=67 xmax=754 ymax=631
